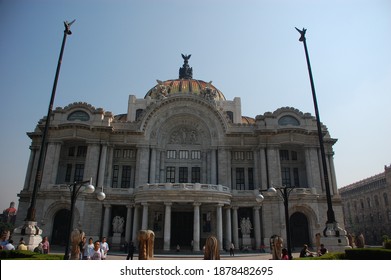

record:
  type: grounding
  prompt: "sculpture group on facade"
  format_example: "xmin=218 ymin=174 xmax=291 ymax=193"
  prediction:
xmin=240 ymin=217 xmax=253 ymax=235
xmin=112 ymin=216 xmax=125 ymax=234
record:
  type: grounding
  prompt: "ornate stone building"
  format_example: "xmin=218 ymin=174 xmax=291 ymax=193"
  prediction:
xmin=339 ymin=164 xmax=391 ymax=245
xmin=16 ymin=56 xmax=345 ymax=251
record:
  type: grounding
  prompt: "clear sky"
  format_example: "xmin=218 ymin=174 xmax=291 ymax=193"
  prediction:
xmin=1 ymin=0 xmax=390 ymax=211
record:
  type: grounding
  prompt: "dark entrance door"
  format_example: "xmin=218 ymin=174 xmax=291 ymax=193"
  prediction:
xmin=51 ymin=209 xmax=70 ymax=245
xmin=171 ymin=212 xmax=193 ymax=250
xmin=290 ymin=212 xmax=310 ymax=250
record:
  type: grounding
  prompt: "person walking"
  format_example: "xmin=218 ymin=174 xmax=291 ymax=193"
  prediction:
xmin=126 ymin=242 xmax=135 ymax=260
xmin=90 ymin=240 xmax=102 ymax=260
xmin=100 ymin=237 xmax=109 ymax=260
xmin=229 ymin=242 xmax=235 ymax=256
xmin=41 ymin=236 xmax=50 ymax=254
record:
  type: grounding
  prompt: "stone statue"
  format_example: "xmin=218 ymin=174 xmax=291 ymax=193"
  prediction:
xmin=240 ymin=217 xmax=252 ymax=235
xmin=112 ymin=216 xmax=124 ymax=233
xmin=179 ymin=54 xmax=193 ymax=79
xmin=70 ymin=229 xmax=85 ymax=260
xmin=153 ymin=79 xmax=170 ymax=99
xmin=270 ymin=235 xmax=283 ymax=260
xmin=201 ymin=81 xmax=217 ymax=102
xmin=203 ymin=235 xmax=220 ymax=260
xmin=138 ymin=230 xmax=155 ymax=260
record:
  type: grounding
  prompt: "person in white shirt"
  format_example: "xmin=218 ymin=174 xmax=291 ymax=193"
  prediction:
xmin=90 ymin=241 xmax=102 ymax=260
xmin=4 ymin=239 xmax=15 ymax=250
xmin=100 ymin=237 xmax=109 ymax=260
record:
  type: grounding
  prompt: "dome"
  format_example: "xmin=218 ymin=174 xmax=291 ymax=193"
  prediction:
xmin=144 ymin=54 xmax=226 ymax=101
xmin=144 ymin=79 xmax=226 ymax=101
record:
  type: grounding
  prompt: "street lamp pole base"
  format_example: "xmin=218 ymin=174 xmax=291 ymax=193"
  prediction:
xmin=320 ymin=222 xmax=351 ymax=253
xmin=12 ymin=220 xmax=43 ymax=251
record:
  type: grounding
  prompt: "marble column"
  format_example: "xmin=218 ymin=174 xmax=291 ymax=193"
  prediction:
xmin=141 ymin=203 xmax=149 ymax=230
xmin=164 ymin=203 xmax=172 ymax=251
xmin=225 ymin=206 xmax=232 ymax=250
xmin=193 ymin=203 xmax=201 ymax=251
xmin=216 ymin=203 xmax=223 ymax=250
xmin=84 ymin=143 xmax=100 ymax=182
xmin=97 ymin=144 xmax=107 ymax=188
xmin=132 ymin=205 xmax=140 ymax=244
xmin=106 ymin=146 xmax=114 ymax=188
xmin=159 ymin=150 xmax=166 ymax=182
xmin=41 ymin=142 xmax=61 ymax=188
xmin=211 ymin=149 xmax=217 ymax=184
xmin=24 ymin=146 xmax=38 ymax=190
xmin=102 ymin=204 xmax=111 ymax=238
xmin=253 ymin=206 xmax=261 ymax=250
xmin=232 ymin=207 xmax=239 ymax=249
xmin=149 ymin=148 xmax=156 ymax=183
xmin=125 ymin=205 xmax=133 ymax=243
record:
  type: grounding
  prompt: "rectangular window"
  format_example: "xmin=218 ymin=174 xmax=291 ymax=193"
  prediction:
xmin=121 ymin=165 xmax=131 ymax=188
xmin=166 ymin=167 xmax=175 ymax=183
xmin=74 ymin=164 xmax=84 ymax=182
xmin=293 ymin=168 xmax=300 ymax=187
xmin=280 ymin=150 xmax=289 ymax=161
xmin=179 ymin=150 xmax=189 ymax=159
xmin=248 ymin=168 xmax=254 ymax=190
xmin=112 ymin=165 xmax=119 ymax=188
xmin=236 ymin=168 xmax=245 ymax=190
xmin=123 ymin=149 xmax=134 ymax=158
xmin=281 ymin=167 xmax=291 ymax=187
xmin=191 ymin=150 xmax=201 ymax=160
xmin=191 ymin=167 xmax=201 ymax=183
xmin=65 ymin=164 xmax=72 ymax=182
xmin=76 ymin=146 xmax=87 ymax=157
xmin=291 ymin=151 xmax=298 ymax=161
xmin=114 ymin=149 xmax=122 ymax=158
xmin=179 ymin=167 xmax=188 ymax=183
xmin=233 ymin=151 xmax=245 ymax=160
xmin=167 ymin=150 xmax=176 ymax=159
xmin=68 ymin=147 xmax=75 ymax=157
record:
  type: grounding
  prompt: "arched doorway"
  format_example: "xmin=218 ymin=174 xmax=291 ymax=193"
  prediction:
xmin=290 ymin=212 xmax=310 ymax=250
xmin=51 ymin=209 xmax=70 ymax=245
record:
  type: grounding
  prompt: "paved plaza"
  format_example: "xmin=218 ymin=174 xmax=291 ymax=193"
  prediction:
xmin=104 ymin=251 xmax=300 ymax=260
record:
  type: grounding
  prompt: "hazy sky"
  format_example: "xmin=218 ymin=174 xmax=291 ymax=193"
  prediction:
xmin=1 ymin=0 xmax=390 ymax=211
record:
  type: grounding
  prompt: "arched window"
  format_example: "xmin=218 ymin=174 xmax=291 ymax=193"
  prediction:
xmin=278 ymin=115 xmax=300 ymax=126
xmin=67 ymin=110 xmax=90 ymax=121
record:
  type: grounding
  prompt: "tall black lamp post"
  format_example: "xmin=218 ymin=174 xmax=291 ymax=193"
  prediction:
xmin=64 ymin=179 xmax=106 ymax=260
xmin=258 ymin=186 xmax=294 ymax=259
xmin=295 ymin=28 xmax=337 ymax=231
xmin=25 ymin=20 xmax=76 ymax=222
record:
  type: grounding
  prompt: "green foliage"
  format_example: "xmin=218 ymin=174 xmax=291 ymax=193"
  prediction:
xmin=345 ymin=248 xmax=391 ymax=260
xmin=0 ymin=250 xmax=63 ymax=260
xmin=383 ymin=240 xmax=391 ymax=250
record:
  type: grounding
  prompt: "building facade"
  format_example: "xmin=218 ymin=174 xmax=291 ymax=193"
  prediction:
xmin=339 ymin=164 xmax=391 ymax=245
xmin=16 ymin=57 xmax=345 ymax=251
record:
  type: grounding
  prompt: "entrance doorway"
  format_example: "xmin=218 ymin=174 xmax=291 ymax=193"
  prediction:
xmin=51 ymin=209 xmax=70 ymax=245
xmin=171 ymin=212 xmax=193 ymax=250
xmin=290 ymin=212 xmax=310 ymax=250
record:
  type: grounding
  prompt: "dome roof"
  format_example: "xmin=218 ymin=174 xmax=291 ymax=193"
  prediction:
xmin=144 ymin=79 xmax=226 ymax=101
xmin=144 ymin=54 xmax=226 ymax=101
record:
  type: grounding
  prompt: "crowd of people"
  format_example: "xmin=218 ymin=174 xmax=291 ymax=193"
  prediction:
xmin=77 ymin=236 xmax=111 ymax=260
